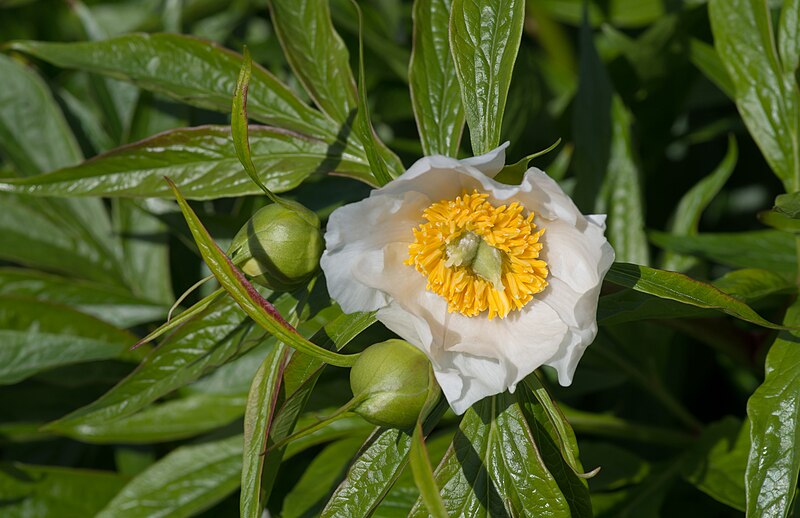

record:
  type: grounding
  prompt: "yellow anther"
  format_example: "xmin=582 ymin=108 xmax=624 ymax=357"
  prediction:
xmin=406 ymin=190 xmax=548 ymax=319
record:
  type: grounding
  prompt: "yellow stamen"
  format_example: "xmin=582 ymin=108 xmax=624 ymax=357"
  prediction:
xmin=406 ymin=190 xmax=548 ymax=319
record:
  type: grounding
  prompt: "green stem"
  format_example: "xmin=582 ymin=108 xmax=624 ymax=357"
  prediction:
xmin=596 ymin=331 xmax=703 ymax=433
xmin=264 ymin=395 xmax=365 ymax=454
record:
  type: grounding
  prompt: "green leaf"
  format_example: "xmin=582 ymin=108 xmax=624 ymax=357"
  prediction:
xmin=96 ymin=435 xmax=243 ymax=518
xmin=572 ymin=10 xmax=612 ymax=212
xmin=560 ymin=405 xmax=693 ymax=446
xmin=7 ymin=34 xmax=337 ymax=142
xmin=113 ymin=199 xmax=174 ymax=304
xmin=760 ymin=191 xmax=800 ymax=232
xmin=0 ymin=194 xmax=120 ymax=284
xmin=49 ymin=293 xmax=267 ymax=429
xmin=267 ymin=0 xmax=403 ymax=176
xmin=267 ymin=0 xmax=357 ymax=124
xmin=682 ymin=417 xmax=747 ymax=512
xmin=0 ymin=126 xmax=375 ymax=199
xmin=599 ymin=268 xmax=794 ymax=326
xmin=57 ymin=393 xmax=247 ymax=443
xmin=602 ymin=96 xmax=649 ymax=265
xmin=240 ymin=343 xmax=290 ymax=518
xmin=537 ymin=0 xmax=665 ymax=28
xmin=778 ymin=0 xmax=800 ymax=75
xmin=775 ymin=192 xmax=800 ymax=218
xmin=662 ymin=135 xmax=737 ymax=272
xmin=410 ymin=394 xmax=570 ymax=517
xmin=282 ymin=437 xmax=366 ymax=518
xmin=449 ymin=0 xmax=525 ymax=155
xmin=259 ymin=311 xmax=376 ymax=501
xmin=409 ymin=383 xmax=447 ymax=518
xmin=709 ymin=0 xmax=800 ymax=190
xmin=0 ymin=54 xmax=82 ymax=176
xmin=0 ymin=268 xmax=167 ymax=327
xmin=650 ymin=230 xmax=797 ymax=275
xmin=605 ymin=263 xmax=788 ymax=329
xmin=746 ymin=298 xmax=800 ymax=517
xmin=409 ymin=0 xmax=464 ymax=156
xmin=168 ymin=178 xmax=359 ymax=367
xmin=0 ymin=463 xmax=128 ymax=518
xmin=520 ymin=382 xmax=592 ymax=517
xmin=321 ymin=402 xmax=447 ymax=517
xmin=688 ymin=38 xmax=735 ymax=99
xmin=0 ymin=296 xmax=135 ymax=385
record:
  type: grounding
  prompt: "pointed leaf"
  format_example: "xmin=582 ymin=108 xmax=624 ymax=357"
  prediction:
xmin=7 ymin=34 xmax=337 ymax=142
xmin=449 ymin=0 xmax=525 ymax=154
xmin=96 ymin=435 xmax=243 ymax=518
xmin=0 ymin=296 xmax=135 ymax=385
xmin=410 ymin=393 xmax=570 ymax=517
xmin=651 ymin=229 xmax=797 ymax=275
xmin=0 ymin=463 xmax=128 ymax=518
xmin=709 ymin=0 xmax=800 ymax=190
xmin=0 ymin=126 xmax=375 ymax=199
xmin=267 ymin=0 xmax=357 ymax=124
xmin=746 ymin=299 xmax=800 ymax=517
xmin=606 ymin=262 xmax=788 ymax=329
xmin=240 ymin=343 xmax=290 ymax=518
xmin=410 ymin=0 xmax=464 ymax=156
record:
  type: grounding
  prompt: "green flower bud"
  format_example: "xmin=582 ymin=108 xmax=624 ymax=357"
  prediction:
xmin=350 ymin=339 xmax=433 ymax=429
xmin=228 ymin=200 xmax=324 ymax=291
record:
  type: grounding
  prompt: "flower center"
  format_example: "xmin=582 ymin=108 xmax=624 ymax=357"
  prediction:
xmin=406 ymin=190 xmax=548 ymax=319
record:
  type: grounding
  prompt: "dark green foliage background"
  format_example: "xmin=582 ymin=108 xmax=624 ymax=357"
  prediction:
xmin=0 ymin=0 xmax=798 ymax=516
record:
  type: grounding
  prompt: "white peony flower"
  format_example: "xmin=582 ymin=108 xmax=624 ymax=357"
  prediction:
xmin=320 ymin=143 xmax=615 ymax=414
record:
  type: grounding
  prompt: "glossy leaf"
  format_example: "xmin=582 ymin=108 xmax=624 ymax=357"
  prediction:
xmin=0 ymin=54 xmax=82 ymax=176
xmin=0 ymin=463 xmax=128 ymax=518
xmin=409 ymin=0 xmax=464 ymax=156
xmin=321 ymin=402 xmax=446 ymax=517
xmin=282 ymin=437 xmax=366 ymax=518
xmin=0 ymin=194 xmax=120 ymax=284
xmin=709 ymin=0 xmax=800 ymax=190
xmin=0 ymin=296 xmax=135 ymax=385
xmin=683 ymin=417 xmax=747 ymax=512
xmin=58 ymin=393 xmax=247 ymax=443
xmin=449 ymin=0 xmax=525 ymax=154
xmin=410 ymin=393 xmax=569 ymax=517
xmin=602 ymin=96 xmax=648 ymax=265
xmin=0 ymin=126 xmax=375 ymax=199
xmin=662 ymin=135 xmax=737 ymax=272
xmin=599 ymin=268 xmax=793 ymax=325
xmin=351 ymin=0 xmax=393 ymax=186
xmin=267 ymin=0 xmax=357 ymax=124
xmin=240 ymin=343 xmax=290 ymax=518
xmin=746 ymin=299 xmax=800 ymax=516
xmin=0 ymin=268 xmax=166 ymax=327
xmin=7 ymin=34 xmax=337 ymax=142
xmin=113 ymin=199 xmax=174 ymax=304
xmin=259 ymin=311 xmax=376 ymax=500
xmin=520 ymin=385 xmax=592 ymax=517
xmin=97 ymin=435 xmax=243 ymax=518
xmin=605 ymin=263 xmax=787 ymax=329
xmin=49 ymin=293 xmax=267 ymax=429
xmin=650 ymin=230 xmax=797 ymax=275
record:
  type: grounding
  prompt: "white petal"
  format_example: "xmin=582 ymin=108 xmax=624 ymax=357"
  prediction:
xmin=320 ymin=191 xmax=430 ymax=313
xmin=516 ymin=168 xmax=585 ymax=224
xmin=459 ymin=142 xmax=510 ymax=178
